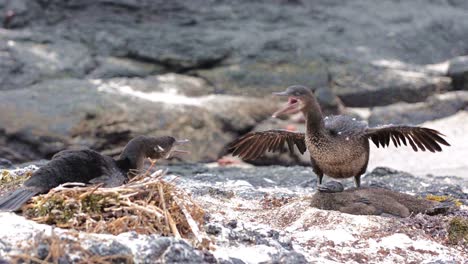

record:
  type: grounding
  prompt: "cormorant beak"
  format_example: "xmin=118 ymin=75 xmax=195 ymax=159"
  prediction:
xmin=175 ymin=139 xmax=190 ymax=145
xmin=272 ymin=91 xmax=290 ymax=97
xmin=167 ymin=139 xmax=191 ymax=158
xmin=272 ymin=92 xmax=301 ymax=118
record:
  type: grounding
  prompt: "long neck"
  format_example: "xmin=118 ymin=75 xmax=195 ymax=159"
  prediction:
xmin=118 ymin=137 xmax=150 ymax=171
xmin=303 ymin=96 xmax=325 ymax=135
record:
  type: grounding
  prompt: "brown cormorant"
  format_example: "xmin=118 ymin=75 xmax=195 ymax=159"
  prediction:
xmin=228 ymin=85 xmax=450 ymax=189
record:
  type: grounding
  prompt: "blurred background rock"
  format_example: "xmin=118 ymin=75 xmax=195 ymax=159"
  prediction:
xmin=0 ymin=0 xmax=467 ymax=177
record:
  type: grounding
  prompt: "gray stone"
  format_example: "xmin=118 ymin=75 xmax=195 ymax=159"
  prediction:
xmin=330 ymin=62 xmax=451 ymax=107
xmin=7 ymin=39 xmax=95 ymax=83
xmin=89 ymin=56 xmax=165 ymax=78
xmin=166 ymin=164 xmax=467 ymax=205
xmin=162 ymin=240 xmax=206 ymax=264
xmin=87 ymin=240 xmax=132 ymax=257
xmin=447 ymin=56 xmax=468 ymax=90
xmin=0 ymin=75 xmax=279 ymax=163
xmin=368 ymin=91 xmax=468 ymax=126
xmin=205 ymin=223 xmax=222 ymax=236
xmin=0 ymin=158 xmax=13 ymax=169
xmin=263 ymin=251 xmax=308 ymax=264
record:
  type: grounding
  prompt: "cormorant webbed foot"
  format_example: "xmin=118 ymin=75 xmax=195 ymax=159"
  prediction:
xmin=317 ymin=181 xmax=344 ymax=193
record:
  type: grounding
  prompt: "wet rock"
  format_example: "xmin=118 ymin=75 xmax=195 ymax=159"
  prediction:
xmin=196 ymin=61 xmax=343 ymax=115
xmin=265 ymin=251 xmax=308 ymax=264
xmin=0 ymin=158 xmax=12 ymax=169
xmin=206 ymin=223 xmax=222 ymax=236
xmin=87 ymin=240 xmax=132 ymax=259
xmin=447 ymin=55 xmax=468 ymax=90
xmin=1 ymin=0 xmax=42 ymax=29
xmin=89 ymin=56 xmax=165 ymax=78
xmin=368 ymin=91 xmax=468 ymax=126
xmin=7 ymin=39 xmax=95 ymax=85
xmin=0 ymin=164 xmax=467 ymax=263
xmin=330 ymin=62 xmax=451 ymax=107
xmin=202 ymin=95 xmax=280 ymax=134
xmin=0 ymin=42 xmax=37 ymax=90
xmin=0 ymin=76 xmax=279 ymax=163
xmin=158 ymin=240 xmax=206 ymax=264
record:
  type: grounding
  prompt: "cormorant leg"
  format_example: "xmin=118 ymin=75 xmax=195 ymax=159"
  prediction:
xmin=317 ymin=174 xmax=323 ymax=185
xmin=354 ymin=175 xmax=361 ymax=188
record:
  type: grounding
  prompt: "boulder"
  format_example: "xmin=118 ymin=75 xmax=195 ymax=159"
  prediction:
xmin=0 ymin=164 xmax=466 ymax=263
xmin=447 ymin=55 xmax=468 ymax=90
xmin=195 ymin=61 xmax=344 ymax=115
xmin=368 ymin=91 xmax=468 ymax=126
xmin=0 ymin=76 xmax=277 ymax=163
xmin=88 ymin=56 xmax=165 ymax=79
xmin=330 ymin=62 xmax=451 ymax=107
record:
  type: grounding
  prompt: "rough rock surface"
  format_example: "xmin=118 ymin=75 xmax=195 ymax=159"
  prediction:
xmin=0 ymin=165 xmax=466 ymax=263
xmin=368 ymin=90 xmax=468 ymax=126
xmin=330 ymin=62 xmax=451 ymax=107
xmin=448 ymin=55 xmax=468 ymax=90
xmin=1 ymin=0 xmax=467 ymax=163
xmin=0 ymin=77 xmax=277 ymax=163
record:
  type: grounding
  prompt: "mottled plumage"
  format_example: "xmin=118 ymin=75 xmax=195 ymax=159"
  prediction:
xmin=228 ymin=85 xmax=450 ymax=188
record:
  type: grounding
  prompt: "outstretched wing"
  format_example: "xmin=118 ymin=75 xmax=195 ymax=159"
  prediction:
xmin=364 ymin=125 xmax=450 ymax=152
xmin=228 ymin=130 xmax=307 ymax=160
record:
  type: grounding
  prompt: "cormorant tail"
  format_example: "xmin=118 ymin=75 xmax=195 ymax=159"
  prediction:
xmin=0 ymin=188 xmax=39 ymax=211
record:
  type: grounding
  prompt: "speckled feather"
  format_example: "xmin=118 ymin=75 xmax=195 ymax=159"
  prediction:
xmin=228 ymin=85 xmax=450 ymax=187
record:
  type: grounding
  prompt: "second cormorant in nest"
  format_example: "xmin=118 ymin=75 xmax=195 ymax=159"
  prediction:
xmin=0 ymin=135 xmax=189 ymax=211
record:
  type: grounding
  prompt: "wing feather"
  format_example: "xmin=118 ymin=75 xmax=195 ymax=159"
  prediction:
xmin=228 ymin=130 xmax=306 ymax=160
xmin=364 ymin=125 xmax=449 ymax=152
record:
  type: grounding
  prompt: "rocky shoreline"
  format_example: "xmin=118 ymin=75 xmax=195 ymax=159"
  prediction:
xmin=0 ymin=165 xmax=467 ymax=263
xmin=1 ymin=0 xmax=468 ymax=263
xmin=1 ymin=0 xmax=468 ymax=166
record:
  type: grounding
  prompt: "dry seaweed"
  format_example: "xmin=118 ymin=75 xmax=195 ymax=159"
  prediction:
xmin=22 ymin=168 xmax=205 ymax=240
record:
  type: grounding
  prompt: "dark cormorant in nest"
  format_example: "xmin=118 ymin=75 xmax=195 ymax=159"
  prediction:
xmin=0 ymin=135 xmax=189 ymax=211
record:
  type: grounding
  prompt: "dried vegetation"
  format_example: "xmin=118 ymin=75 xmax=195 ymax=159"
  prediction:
xmin=20 ymin=164 xmax=205 ymax=240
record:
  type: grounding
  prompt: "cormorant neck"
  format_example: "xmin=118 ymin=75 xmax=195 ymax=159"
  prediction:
xmin=118 ymin=137 xmax=151 ymax=171
xmin=303 ymin=96 xmax=325 ymax=134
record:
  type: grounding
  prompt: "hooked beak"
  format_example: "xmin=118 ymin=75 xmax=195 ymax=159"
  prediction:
xmin=167 ymin=139 xmax=191 ymax=158
xmin=272 ymin=92 xmax=301 ymax=118
xmin=272 ymin=91 xmax=290 ymax=97
xmin=175 ymin=139 xmax=190 ymax=145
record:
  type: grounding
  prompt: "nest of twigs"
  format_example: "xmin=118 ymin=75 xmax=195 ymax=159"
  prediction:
xmin=22 ymin=168 xmax=205 ymax=240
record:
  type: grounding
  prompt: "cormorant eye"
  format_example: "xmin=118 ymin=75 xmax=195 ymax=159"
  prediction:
xmin=155 ymin=145 xmax=165 ymax=152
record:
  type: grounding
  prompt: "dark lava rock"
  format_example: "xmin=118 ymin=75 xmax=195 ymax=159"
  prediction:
xmin=0 ymin=158 xmax=13 ymax=169
xmin=88 ymin=240 xmax=132 ymax=258
xmin=262 ymin=251 xmax=308 ymax=264
xmin=330 ymin=62 xmax=451 ymax=107
xmin=165 ymin=164 xmax=467 ymax=205
xmin=3 ymin=0 xmax=465 ymax=107
xmin=0 ymin=76 xmax=277 ymax=163
xmin=447 ymin=56 xmax=468 ymax=90
xmin=226 ymin=219 xmax=238 ymax=229
xmin=162 ymin=240 xmax=206 ymax=264
xmin=205 ymin=223 xmax=222 ymax=236
xmin=368 ymin=91 xmax=468 ymax=126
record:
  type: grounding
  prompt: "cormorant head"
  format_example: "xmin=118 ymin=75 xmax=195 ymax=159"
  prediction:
xmin=149 ymin=136 xmax=190 ymax=160
xmin=271 ymin=85 xmax=314 ymax=118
